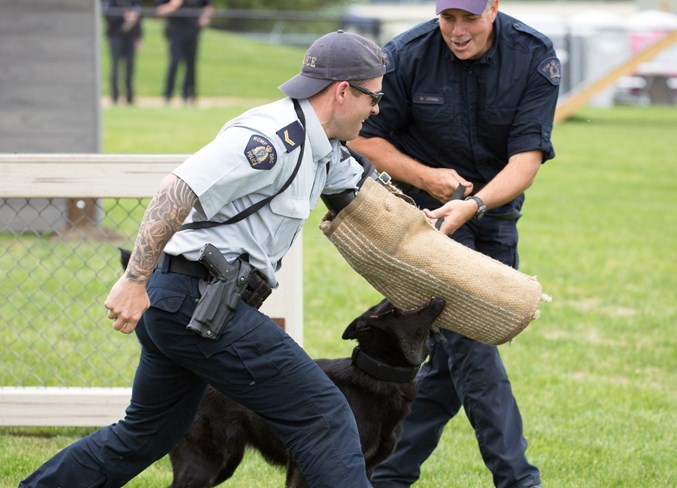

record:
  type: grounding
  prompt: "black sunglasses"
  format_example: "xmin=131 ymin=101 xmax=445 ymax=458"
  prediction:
xmin=348 ymin=81 xmax=384 ymax=106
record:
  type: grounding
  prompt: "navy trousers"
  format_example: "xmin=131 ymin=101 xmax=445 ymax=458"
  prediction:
xmin=108 ymin=35 xmax=136 ymax=104
xmin=370 ymin=218 xmax=541 ymax=488
xmin=164 ymin=31 xmax=199 ymax=101
xmin=20 ymin=269 xmax=369 ymax=488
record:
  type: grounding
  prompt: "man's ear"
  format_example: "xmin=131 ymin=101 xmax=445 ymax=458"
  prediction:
xmin=335 ymin=80 xmax=350 ymax=104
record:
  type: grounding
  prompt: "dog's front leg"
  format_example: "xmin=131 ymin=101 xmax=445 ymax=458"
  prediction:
xmin=285 ymin=459 xmax=310 ymax=488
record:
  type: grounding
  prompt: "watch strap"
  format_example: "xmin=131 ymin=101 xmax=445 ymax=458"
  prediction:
xmin=465 ymin=195 xmax=487 ymax=221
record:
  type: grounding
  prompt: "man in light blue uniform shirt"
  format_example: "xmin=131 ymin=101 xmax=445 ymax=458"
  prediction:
xmin=20 ymin=30 xmax=386 ymax=488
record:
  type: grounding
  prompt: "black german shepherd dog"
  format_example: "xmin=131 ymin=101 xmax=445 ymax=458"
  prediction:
xmin=119 ymin=249 xmax=445 ymax=488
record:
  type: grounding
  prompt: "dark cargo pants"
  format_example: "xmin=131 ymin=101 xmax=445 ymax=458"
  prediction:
xmin=20 ymin=269 xmax=369 ymax=488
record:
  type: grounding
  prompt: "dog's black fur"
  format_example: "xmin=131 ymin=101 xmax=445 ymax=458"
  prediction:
xmin=118 ymin=249 xmax=444 ymax=488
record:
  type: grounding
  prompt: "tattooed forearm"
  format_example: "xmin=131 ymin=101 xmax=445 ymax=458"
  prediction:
xmin=125 ymin=174 xmax=198 ymax=284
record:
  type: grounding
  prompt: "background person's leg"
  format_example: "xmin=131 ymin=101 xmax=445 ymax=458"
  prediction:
xmin=370 ymin=339 xmax=462 ymax=487
xmin=122 ymin=37 xmax=136 ymax=104
xmin=164 ymin=35 xmax=181 ymax=102
xmin=182 ymin=33 xmax=198 ymax=101
xmin=108 ymin=36 xmax=123 ymax=104
xmin=448 ymin=333 xmax=540 ymax=488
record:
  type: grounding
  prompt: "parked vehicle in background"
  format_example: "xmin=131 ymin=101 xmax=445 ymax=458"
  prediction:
xmin=613 ymin=74 xmax=677 ymax=105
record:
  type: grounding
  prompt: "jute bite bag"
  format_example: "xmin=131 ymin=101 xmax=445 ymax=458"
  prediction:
xmin=319 ymin=177 xmax=550 ymax=345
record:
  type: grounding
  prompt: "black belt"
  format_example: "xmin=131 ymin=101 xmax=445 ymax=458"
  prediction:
xmin=158 ymin=252 xmax=272 ymax=309
xmin=158 ymin=253 xmax=210 ymax=280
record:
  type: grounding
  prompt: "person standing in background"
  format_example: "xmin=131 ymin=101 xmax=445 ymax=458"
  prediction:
xmin=349 ymin=0 xmax=560 ymax=487
xmin=156 ymin=0 xmax=214 ymax=105
xmin=103 ymin=0 xmax=143 ymax=105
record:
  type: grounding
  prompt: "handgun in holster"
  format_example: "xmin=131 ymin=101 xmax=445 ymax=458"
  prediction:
xmin=186 ymin=243 xmax=252 ymax=340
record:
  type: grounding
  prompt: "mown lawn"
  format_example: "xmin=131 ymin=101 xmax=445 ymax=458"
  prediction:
xmin=2 ymin=20 xmax=676 ymax=487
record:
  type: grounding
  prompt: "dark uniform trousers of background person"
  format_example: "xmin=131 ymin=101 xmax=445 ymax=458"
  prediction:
xmin=165 ymin=30 xmax=199 ymax=101
xmin=19 ymin=267 xmax=368 ymax=488
xmin=104 ymin=0 xmax=142 ymax=104
xmin=159 ymin=0 xmax=211 ymax=102
xmin=371 ymin=210 xmax=541 ymax=488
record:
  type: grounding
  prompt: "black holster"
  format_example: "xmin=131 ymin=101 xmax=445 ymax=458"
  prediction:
xmin=186 ymin=259 xmax=251 ymax=340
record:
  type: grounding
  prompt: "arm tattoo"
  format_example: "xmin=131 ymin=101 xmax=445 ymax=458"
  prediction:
xmin=126 ymin=176 xmax=197 ymax=285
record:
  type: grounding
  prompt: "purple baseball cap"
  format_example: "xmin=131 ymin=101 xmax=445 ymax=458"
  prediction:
xmin=279 ymin=30 xmax=386 ymax=99
xmin=436 ymin=0 xmax=488 ymax=15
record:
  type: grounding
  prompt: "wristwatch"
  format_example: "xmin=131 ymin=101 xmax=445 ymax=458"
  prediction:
xmin=465 ymin=195 xmax=487 ymax=221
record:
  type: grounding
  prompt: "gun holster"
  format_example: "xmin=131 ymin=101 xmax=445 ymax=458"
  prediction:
xmin=186 ymin=259 xmax=252 ymax=340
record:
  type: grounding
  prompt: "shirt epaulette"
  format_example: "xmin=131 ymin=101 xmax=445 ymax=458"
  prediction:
xmin=387 ymin=18 xmax=438 ymax=50
xmin=384 ymin=19 xmax=439 ymax=73
xmin=276 ymin=120 xmax=304 ymax=153
xmin=509 ymin=16 xmax=554 ymax=51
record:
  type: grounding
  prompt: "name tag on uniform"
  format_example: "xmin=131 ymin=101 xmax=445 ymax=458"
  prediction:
xmin=413 ymin=93 xmax=444 ymax=104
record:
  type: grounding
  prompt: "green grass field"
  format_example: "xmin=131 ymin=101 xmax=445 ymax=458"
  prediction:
xmin=2 ymin=20 xmax=676 ymax=488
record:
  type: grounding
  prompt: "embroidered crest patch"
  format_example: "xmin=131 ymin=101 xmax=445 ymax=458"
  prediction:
xmin=276 ymin=120 xmax=304 ymax=153
xmin=537 ymin=57 xmax=561 ymax=86
xmin=244 ymin=135 xmax=277 ymax=170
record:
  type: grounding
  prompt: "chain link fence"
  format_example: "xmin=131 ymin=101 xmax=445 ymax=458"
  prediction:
xmin=0 ymin=155 xmax=302 ymax=425
xmin=1 ymin=197 xmax=145 ymax=388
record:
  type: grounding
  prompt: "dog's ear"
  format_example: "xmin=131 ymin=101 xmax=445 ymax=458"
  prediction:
xmin=342 ymin=317 xmax=367 ymax=340
xmin=399 ymin=297 xmax=446 ymax=320
xmin=118 ymin=248 xmax=131 ymax=270
xmin=342 ymin=298 xmax=395 ymax=340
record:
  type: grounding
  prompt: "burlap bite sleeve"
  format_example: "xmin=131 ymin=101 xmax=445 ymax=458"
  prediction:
xmin=319 ymin=177 xmax=551 ymax=345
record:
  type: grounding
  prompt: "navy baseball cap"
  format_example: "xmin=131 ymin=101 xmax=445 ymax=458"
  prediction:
xmin=279 ymin=30 xmax=386 ymax=99
xmin=436 ymin=0 xmax=488 ymax=15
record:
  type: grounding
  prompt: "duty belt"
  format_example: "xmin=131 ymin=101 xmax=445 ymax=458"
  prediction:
xmin=158 ymin=252 xmax=271 ymax=309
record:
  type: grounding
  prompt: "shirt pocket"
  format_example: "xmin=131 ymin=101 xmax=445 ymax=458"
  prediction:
xmin=412 ymin=93 xmax=451 ymax=126
xmin=411 ymin=92 xmax=460 ymax=150
xmin=479 ymin=106 xmax=517 ymax=153
xmin=266 ymin=196 xmax=310 ymax=254
xmin=269 ymin=195 xmax=311 ymax=220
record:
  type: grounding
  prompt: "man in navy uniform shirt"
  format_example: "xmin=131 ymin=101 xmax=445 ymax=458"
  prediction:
xmin=349 ymin=1 xmax=560 ymax=487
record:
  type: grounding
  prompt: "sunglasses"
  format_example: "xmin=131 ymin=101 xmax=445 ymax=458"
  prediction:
xmin=348 ymin=81 xmax=384 ymax=106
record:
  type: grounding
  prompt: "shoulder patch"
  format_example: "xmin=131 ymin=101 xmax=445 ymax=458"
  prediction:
xmin=244 ymin=135 xmax=277 ymax=170
xmin=276 ymin=120 xmax=304 ymax=153
xmin=537 ymin=57 xmax=561 ymax=86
